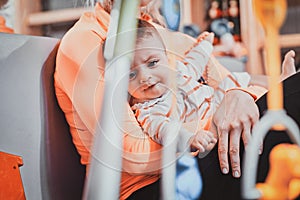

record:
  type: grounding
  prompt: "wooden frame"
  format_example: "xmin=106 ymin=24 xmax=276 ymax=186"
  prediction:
xmin=27 ymin=7 xmax=92 ymax=26
xmin=13 ymin=0 xmax=300 ymax=74
xmin=240 ymin=0 xmax=300 ymax=74
xmin=14 ymin=0 xmax=42 ymax=35
xmin=239 ymin=0 xmax=265 ymax=74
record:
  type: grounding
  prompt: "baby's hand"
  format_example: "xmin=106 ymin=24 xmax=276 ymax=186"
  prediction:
xmin=189 ymin=130 xmax=217 ymax=153
xmin=197 ymin=31 xmax=215 ymax=44
xmin=280 ymin=50 xmax=296 ymax=81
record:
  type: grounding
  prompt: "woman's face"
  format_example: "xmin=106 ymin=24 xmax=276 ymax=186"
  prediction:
xmin=128 ymin=34 xmax=171 ymax=103
xmin=140 ymin=0 xmax=152 ymax=7
xmin=0 ymin=0 xmax=9 ymax=8
xmin=100 ymin=0 xmax=152 ymax=9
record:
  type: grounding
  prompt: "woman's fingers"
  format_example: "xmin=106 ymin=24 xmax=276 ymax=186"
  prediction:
xmin=229 ymin=126 xmax=242 ymax=178
xmin=241 ymin=118 xmax=251 ymax=147
xmin=218 ymin=120 xmax=242 ymax=178
xmin=214 ymin=89 xmax=260 ymax=177
xmin=217 ymin=124 xmax=229 ymax=174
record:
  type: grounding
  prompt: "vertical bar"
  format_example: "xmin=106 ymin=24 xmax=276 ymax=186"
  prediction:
xmin=161 ymin=123 xmax=179 ymax=200
xmin=83 ymin=0 xmax=140 ymax=199
xmin=265 ymin=29 xmax=283 ymax=111
xmin=160 ymin=0 xmax=181 ymax=199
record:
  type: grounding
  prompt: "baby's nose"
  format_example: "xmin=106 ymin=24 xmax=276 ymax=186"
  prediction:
xmin=139 ymin=76 xmax=151 ymax=84
xmin=139 ymin=68 xmax=152 ymax=83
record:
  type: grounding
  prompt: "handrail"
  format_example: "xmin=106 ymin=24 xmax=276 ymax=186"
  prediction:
xmin=279 ymin=33 xmax=300 ymax=48
xmin=27 ymin=7 xmax=92 ymax=26
xmin=27 ymin=8 xmax=300 ymax=49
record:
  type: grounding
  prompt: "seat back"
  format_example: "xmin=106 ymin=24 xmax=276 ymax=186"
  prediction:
xmin=40 ymin=42 xmax=86 ymax=200
xmin=0 ymin=33 xmax=85 ymax=200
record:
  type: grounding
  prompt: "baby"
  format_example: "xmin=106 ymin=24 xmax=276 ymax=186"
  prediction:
xmin=128 ymin=19 xmax=296 ymax=154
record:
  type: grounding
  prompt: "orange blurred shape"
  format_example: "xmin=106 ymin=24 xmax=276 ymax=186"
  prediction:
xmin=256 ymin=143 xmax=300 ymax=200
xmin=0 ymin=151 xmax=26 ymax=200
xmin=0 ymin=16 xmax=14 ymax=33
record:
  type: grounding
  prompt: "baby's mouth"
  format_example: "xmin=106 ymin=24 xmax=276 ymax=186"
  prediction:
xmin=142 ymin=83 xmax=156 ymax=91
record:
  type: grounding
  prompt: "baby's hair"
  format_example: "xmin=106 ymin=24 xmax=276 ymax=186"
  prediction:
xmin=136 ymin=19 xmax=165 ymax=50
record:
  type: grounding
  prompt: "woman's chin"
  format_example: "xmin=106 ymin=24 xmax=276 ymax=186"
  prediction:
xmin=140 ymin=0 xmax=152 ymax=7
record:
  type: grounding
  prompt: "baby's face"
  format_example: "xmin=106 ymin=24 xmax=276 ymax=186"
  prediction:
xmin=128 ymin=35 xmax=171 ymax=103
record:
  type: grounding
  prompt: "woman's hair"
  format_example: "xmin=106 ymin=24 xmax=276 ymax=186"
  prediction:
xmin=101 ymin=0 xmax=114 ymax=13
xmin=84 ymin=0 xmax=113 ymax=13
xmin=140 ymin=0 xmax=166 ymax=27
xmin=0 ymin=0 xmax=9 ymax=8
xmin=89 ymin=0 xmax=166 ymax=26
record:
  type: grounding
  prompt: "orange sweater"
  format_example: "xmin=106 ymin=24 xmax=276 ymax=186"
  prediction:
xmin=54 ymin=3 xmax=161 ymax=199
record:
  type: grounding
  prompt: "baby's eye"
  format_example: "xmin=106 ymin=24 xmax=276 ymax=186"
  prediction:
xmin=129 ymin=70 xmax=137 ymax=80
xmin=147 ymin=59 xmax=159 ymax=68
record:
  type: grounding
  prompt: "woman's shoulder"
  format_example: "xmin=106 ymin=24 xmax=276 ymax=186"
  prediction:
xmin=57 ymin=8 xmax=110 ymax=68
xmin=60 ymin=15 xmax=106 ymax=47
xmin=59 ymin=4 xmax=109 ymax=52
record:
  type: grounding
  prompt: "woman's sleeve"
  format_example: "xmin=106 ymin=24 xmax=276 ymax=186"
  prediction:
xmin=55 ymin=28 xmax=106 ymax=136
xmin=55 ymin=19 xmax=162 ymax=173
xmin=54 ymin=27 xmax=109 ymax=165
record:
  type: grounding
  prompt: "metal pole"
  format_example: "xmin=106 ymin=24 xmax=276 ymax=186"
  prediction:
xmin=242 ymin=110 xmax=300 ymax=199
xmin=242 ymin=1 xmax=300 ymax=199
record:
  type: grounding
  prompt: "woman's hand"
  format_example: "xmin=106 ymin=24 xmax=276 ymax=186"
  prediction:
xmin=213 ymin=89 xmax=260 ymax=178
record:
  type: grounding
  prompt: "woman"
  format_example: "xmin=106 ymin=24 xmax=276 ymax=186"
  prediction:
xmin=54 ymin=0 xmax=299 ymax=199
xmin=55 ymin=1 xmax=164 ymax=199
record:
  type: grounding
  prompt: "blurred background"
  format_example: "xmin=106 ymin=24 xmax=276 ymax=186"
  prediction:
xmin=1 ymin=0 xmax=300 ymax=74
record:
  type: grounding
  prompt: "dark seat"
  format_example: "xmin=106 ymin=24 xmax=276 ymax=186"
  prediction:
xmin=40 ymin=42 xmax=86 ymax=200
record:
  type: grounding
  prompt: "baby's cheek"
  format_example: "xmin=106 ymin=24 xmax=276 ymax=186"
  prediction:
xmin=128 ymin=83 xmax=138 ymax=96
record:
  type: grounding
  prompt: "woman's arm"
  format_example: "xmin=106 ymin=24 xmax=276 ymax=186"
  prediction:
xmin=55 ymin=6 xmax=163 ymax=174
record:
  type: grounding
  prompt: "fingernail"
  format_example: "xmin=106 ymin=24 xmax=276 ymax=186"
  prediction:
xmin=222 ymin=168 xmax=228 ymax=174
xmin=234 ymin=171 xmax=240 ymax=178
